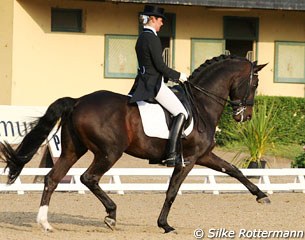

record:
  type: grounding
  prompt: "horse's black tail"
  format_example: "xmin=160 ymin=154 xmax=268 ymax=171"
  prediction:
xmin=0 ymin=97 xmax=76 ymax=184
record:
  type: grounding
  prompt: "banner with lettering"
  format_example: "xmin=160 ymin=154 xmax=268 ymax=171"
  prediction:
xmin=0 ymin=105 xmax=61 ymax=157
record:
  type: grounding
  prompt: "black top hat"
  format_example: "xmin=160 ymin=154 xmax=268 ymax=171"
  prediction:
xmin=142 ymin=5 xmax=166 ymax=19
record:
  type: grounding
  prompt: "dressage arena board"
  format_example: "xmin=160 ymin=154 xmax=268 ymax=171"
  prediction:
xmin=1 ymin=167 xmax=305 ymax=195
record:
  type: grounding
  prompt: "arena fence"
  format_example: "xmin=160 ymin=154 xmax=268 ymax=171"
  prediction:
xmin=0 ymin=168 xmax=304 ymax=195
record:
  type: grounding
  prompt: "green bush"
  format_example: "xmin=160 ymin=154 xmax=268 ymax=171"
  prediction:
xmin=216 ymin=96 xmax=305 ymax=146
xmin=291 ymin=151 xmax=305 ymax=168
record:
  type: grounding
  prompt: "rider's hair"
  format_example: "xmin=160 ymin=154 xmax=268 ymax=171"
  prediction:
xmin=139 ymin=14 xmax=150 ymax=25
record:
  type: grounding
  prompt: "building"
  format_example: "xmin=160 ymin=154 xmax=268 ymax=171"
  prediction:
xmin=1 ymin=0 xmax=305 ymax=106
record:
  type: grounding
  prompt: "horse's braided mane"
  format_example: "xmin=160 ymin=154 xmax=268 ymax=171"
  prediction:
xmin=189 ymin=54 xmax=248 ymax=80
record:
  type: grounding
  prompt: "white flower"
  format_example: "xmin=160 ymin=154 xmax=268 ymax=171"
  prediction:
xmin=216 ymin=126 xmax=221 ymax=132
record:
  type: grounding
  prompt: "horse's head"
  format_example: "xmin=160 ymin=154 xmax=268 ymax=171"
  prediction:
xmin=229 ymin=61 xmax=267 ymax=122
xmin=187 ymin=55 xmax=267 ymax=124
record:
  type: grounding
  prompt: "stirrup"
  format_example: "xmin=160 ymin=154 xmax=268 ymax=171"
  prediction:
xmin=162 ymin=153 xmax=190 ymax=167
xmin=162 ymin=158 xmax=176 ymax=167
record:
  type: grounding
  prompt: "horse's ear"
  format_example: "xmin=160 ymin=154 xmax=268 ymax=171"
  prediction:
xmin=254 ymin=63 xmax=268 ymax=73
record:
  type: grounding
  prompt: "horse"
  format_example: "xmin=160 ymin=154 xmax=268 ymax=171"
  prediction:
xmin=0 ymin=55 xmax=268 ymax=233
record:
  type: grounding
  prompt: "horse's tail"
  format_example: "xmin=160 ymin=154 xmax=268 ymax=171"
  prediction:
xmin=0 ymin=97 xmax=76 ymax=184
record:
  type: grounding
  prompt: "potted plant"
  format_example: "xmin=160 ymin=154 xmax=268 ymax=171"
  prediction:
xmin=229 ymin=99 xmax=277 ymax=168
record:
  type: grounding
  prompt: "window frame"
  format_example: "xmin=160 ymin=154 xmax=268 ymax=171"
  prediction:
xmin=104 ymin=34 xmax=138 ymax=79
xmin=191 ymin=38 xmax=225 ymax=72
xmin=274 ymin=41 xmax=305 ymax=83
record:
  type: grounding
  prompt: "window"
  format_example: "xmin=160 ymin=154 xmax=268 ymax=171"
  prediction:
xmin=274 ymin=41 xmax=305 ymax=83
xmin=224 ymin=16 xmax=259 ymax=41
xmin=104 ymin=35 xmax=138 ymax=78
xmin=191 ymin=39 xmax=225 ymax=72
xmin=223 ymin=16 xmax=258 ymax=59
xmin=51 ymin=8 xmax=83 ymax=32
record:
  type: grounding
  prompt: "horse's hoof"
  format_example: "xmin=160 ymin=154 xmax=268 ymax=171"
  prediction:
xmin=37 ymin=220 xmax=54 ymax=232
xmin=104 ymin=216 xmax=116 ymax=230
xmin=257 ymin=196 xmax=271 ymax=204
xmin=168 ymin=230 xmax=178 ymax=234
xmin=45 ymin=227 xmax=54 ymax=232
xmin=163 ymin=226 xmax=176 ymax=233
xmin=38 ymin=223 xmax=54 ymax=232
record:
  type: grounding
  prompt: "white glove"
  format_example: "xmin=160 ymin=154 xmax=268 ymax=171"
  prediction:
xmin=179 ymin=72 xmax=188 ymax=82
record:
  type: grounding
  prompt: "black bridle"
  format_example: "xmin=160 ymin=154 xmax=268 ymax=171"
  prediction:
xmin=229 ymin=63 xmax=256 ymax=108
xmin=186 ymin=61 xmax=256 ymax=120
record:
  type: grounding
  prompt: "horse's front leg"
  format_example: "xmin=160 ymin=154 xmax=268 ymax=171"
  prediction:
xmin=157 ymin=162 xmax=194 ymax=233
xmin=196 ymin=152 xmax=270 ymax=203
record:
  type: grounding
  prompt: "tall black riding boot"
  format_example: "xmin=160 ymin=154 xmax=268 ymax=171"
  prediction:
xmin=162 ymin=113 xmax=187 ymax=167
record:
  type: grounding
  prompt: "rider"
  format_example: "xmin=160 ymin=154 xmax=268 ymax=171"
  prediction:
xmin=129 ymin=5 xmax=188 ymax=167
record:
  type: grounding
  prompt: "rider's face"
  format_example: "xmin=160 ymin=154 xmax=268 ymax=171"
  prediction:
xmin=151 ymin=16 xmax=163 ymax=32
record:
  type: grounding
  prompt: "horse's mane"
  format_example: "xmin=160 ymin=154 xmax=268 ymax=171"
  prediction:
xmin=189 ymin=54 xmax=249 ymax=80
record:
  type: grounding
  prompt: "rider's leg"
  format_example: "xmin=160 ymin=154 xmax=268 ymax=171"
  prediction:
xmin=163 ymin=113 xmax=186 ymax=166
xmin=155 ymin=81 xmax=188 ymax=117
xmin=155 ymin=81 xmax=188 ymax=167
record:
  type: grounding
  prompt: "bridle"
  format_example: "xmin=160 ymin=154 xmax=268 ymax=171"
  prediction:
xmin=186 ymin=61 xmax=256 ymax=121
xmin=229 ymin=62 xmax=257 ymax=121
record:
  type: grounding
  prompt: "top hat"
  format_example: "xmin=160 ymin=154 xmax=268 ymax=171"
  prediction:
xmin=142 ymin=5 xmax=166 ymax=19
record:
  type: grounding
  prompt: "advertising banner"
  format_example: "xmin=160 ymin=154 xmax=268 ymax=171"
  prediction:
xmin=0 ymin=105 xmax=61 ymax=157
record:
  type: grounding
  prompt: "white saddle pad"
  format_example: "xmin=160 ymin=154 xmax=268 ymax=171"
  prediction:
xmin=137 ymin=101 xmax=194 ymax=139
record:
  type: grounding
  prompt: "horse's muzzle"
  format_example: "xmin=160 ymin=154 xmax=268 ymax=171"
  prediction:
xmin=233 ymin=106 xmax=252 ymax=122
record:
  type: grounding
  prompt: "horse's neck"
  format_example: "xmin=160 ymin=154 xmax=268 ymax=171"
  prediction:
xmin=192 ymin=76 xmax=231 ymax=128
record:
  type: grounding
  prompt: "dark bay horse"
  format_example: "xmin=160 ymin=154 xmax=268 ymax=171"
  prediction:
xmin=0 ymin=55 xmax=269 ymax=233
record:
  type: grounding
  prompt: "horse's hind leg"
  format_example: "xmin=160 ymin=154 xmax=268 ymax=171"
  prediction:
xmin=80 ymin=151 xmax=121 ymax=230
xmin=37 ymin=152 xmax=86 ymax=230
xmin=196 ymin=152 xmax=270 ymax=203
xmin=37 ymin=127 xmax=87 ymax=231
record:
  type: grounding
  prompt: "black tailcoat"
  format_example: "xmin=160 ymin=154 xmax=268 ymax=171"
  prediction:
xmin=129 ymin=28 xmax=180 ymax=103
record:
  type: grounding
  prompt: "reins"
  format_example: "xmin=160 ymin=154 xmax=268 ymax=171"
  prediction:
xmin=181 ymin=82 xmax=206 ymax=132
xmin=186 ymin=81 xmax=230 ymax=107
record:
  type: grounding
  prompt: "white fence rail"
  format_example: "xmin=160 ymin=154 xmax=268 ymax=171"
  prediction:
xmin=0 ymin=168 xmax=304 ymax=195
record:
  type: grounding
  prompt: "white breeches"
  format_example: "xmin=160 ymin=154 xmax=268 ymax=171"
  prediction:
xmin=155 ymin=80 xmax=188 ymax=118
